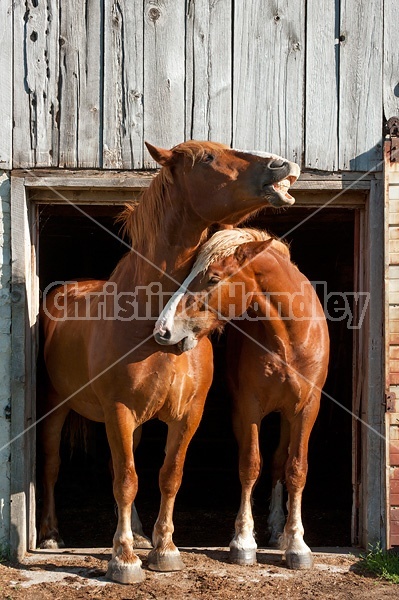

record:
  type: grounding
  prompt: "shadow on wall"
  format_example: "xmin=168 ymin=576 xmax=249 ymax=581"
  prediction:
xmin=348 ymin=140 xmax=383 ymax=172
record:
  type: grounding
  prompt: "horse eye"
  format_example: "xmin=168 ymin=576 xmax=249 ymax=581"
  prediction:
xmin=203 ymin=153 xmax=214 ymax=163
xmin=208 ymin=275 xmax=221 ymax=284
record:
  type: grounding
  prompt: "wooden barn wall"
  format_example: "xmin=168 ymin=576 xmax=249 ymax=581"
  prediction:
xmin=11 ymin=0 xmax=397 ymax=172
xmin=0 ymin=1 xmax=12 ymax=170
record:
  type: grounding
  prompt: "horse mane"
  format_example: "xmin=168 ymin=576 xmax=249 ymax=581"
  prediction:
xmin=192 ymin=227 xmax=290 ymax=274
xmin=116 ymin=166 xmax=174 ymax=264
xmin=172 ymin=139 xmax=229 ymax=164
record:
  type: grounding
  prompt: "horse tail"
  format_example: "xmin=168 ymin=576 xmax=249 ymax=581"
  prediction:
xmin=62 ymin=411 xmax=91 ymax=457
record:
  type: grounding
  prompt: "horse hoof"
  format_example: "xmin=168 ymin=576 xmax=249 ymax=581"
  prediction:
xmin=106 ymin=556 xmax=145 ymax=584
xmin=268 ymin=534 xmax=281 ymax=548
xmin=285 ymin=551 xmax=314 ymax=570
xmin=147 ymin=549 xmax=185 ymax=572
xmin=38 ymin=537 xmax=65 ymax=550
xmin=133 ymin=533 xmax=153 ymax=549
xmin=229 ymin=547 xmax=257 ymax=565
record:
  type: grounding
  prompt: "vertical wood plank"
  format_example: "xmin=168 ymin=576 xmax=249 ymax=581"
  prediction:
xmin=13 ymin=0 xmax=59 ymax=168
xmin=143 ymin=0 xmax=185 ymax=167
xmin=185 ymin=0 xmax=232 ymax=144
xmin=352 ymin=208 xmax=363 ymax=545
xmin=103 ymin=0 xmax=144 ymax=169
xmin=10 ymin=179 xmax=39 ymax=557
xmin=0 ymin=1 xmax=13 ymax=169
xmin=27 ymin=201 xmax=39 ymax=551
xmin=363 ymin=178 xmax=386 ymax=546
xmin=305 ymin=0 xmax=338 ymax=171
xmin=59 ymin=0 xmax=102 ymax=168
xmin=233 ymin=0 xmax=305 ymax=163
xmin=0 ymin=173 xmax=12 ymax=546
xmin=383 ymin=2 xmax=399 ymax=121
xmin=339 ymin=0 xmax=383 ymax=171
xmin=10 ymin=177 xmax=29 ymax=559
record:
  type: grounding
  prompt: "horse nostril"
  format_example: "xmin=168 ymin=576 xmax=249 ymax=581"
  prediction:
xmin=154 ymin=328 xmax=172 ymax=345
xmin=161 ymin=328 xmax=171 ymax=341
xmin=268 ymin=158 xmax=286 ymax=169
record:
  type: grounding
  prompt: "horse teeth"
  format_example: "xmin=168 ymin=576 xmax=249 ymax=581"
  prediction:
xmin=273 ymin=179 xmax=290 ymax=192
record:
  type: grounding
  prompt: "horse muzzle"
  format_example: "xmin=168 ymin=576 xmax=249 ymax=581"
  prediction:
xmin=154 ymin=326 xmax=198 ymax=352
xmin=266 ymin=160 xmax=300 ymax=207
xmin=154 ymin=327 xmax=174 ymax=345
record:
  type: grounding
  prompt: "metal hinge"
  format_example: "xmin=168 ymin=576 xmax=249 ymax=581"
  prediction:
xmin=387 ymin=116 xmax=399 ymax=162
xmin=384 ymin=391 xmax=396 ymax=412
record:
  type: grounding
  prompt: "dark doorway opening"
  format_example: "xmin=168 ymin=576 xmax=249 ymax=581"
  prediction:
xmin=36 ymin=202 xmax=355 ymax=548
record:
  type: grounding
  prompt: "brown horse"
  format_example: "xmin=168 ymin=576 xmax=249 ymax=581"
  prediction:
xmin=39 ymin=142 xmax=300 ymax=583
xmin=154 ymin=228 xmax=329 ymax=569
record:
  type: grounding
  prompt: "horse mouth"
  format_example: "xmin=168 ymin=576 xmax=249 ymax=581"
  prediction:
xmin=267 ymin=175 xmax=297 ymax=206
xmin=177 ymin=336 xmax=198 ymax=352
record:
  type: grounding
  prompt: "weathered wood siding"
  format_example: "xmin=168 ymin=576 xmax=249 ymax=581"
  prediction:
xmin=0 ymin=2 xmax=13 ymax=169
xmin=0 ymin=172 xmax=11 ymax=546
xmin=9 ymin=0 xmax=399 ymax=170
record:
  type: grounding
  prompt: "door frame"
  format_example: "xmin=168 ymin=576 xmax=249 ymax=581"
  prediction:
xmin=9 ymin=170 xmax=386 ymax=558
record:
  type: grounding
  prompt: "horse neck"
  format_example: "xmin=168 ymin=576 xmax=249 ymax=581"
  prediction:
xmin=247 ymin=269 xmax=300 ymax=350
xmin=111 ymin=190 xmax=208 ymax=292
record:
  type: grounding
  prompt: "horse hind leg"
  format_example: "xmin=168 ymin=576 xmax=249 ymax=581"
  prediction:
xmin=131 ymin=425 xmax=151 ymax=548
xmin=38 ymin=397 xmax=70 ymax=549
xmin=267 ymin=416 xmax=289 ymax=547
xmin=131 ymin=503 xmax=151 ymax=548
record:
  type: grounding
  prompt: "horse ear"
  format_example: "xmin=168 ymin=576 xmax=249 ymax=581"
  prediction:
xmin=234 ymin=239 xmax=273 ymax=265
xmin=145 ymin=141 xmax=175 ymax=166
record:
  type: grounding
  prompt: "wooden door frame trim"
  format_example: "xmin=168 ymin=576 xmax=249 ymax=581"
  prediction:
xmin=9 ymin=173 xmax=386 ymax=558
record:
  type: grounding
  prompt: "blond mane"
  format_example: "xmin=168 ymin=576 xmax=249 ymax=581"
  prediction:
xmin=193 ymin=227 xmax=290 ymax=274
xmin=155 ymin=227 xmax=290 ymax=335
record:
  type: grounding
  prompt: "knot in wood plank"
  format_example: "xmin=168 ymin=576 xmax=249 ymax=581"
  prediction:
xmin=148 ymin=7 xmax=161 ymax=21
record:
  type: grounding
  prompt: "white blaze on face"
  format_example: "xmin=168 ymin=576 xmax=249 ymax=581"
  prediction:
xmin=154 ymin=227 xmax=275 ymax=344
xmin=233 ymin=149 xmax=284 ymax=160
xmin=153 ymin=265 xmax=202 ymax=340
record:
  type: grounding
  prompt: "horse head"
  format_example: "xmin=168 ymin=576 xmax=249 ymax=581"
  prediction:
xmin=145 ymin=140 xmax=300 ymax=226
xmin=154 ymin=230 xmax=273 ymax=350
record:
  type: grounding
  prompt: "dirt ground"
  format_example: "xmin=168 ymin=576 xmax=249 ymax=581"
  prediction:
xmin=0 ymin=547 xmax=397 ymax=600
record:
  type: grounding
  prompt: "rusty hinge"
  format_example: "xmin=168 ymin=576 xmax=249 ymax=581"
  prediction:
xmin=387 ymin=116 xmax=399 ymax=162
xmin=385 ymin=391 xmax=396 ymax=412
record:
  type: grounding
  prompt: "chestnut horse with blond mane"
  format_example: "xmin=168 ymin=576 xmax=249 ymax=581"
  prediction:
xmin=39 ymin=141 xmax=300 ymax=583
xmin=155 ymin=228 xmax=329 ymax=569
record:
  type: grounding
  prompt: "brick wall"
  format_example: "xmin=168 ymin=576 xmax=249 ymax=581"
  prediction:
xmin=387 ymin=159 xmax=399 ymax=547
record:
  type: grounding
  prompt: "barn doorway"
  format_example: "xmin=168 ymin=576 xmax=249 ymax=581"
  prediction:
xmin=35 ymin=197 xmax=357 ymax=549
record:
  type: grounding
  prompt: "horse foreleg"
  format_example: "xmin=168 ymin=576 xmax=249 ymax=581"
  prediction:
xmin=38 ymin=401 xmax=70 ymax=549
xmin=105 ymin=405 xmax=145 ymax=584
xmin=108 ymin=429 xmax=152 ymax=549
xmin=229 ymin=408 xmax=261 ymax=565
xmin=268 ymin=415 xmax=290 ymax=546
xmin=279 ymin=403 xmax=319 ymax=570
xmin=147 ymin=412 xmax=202 ymax=572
